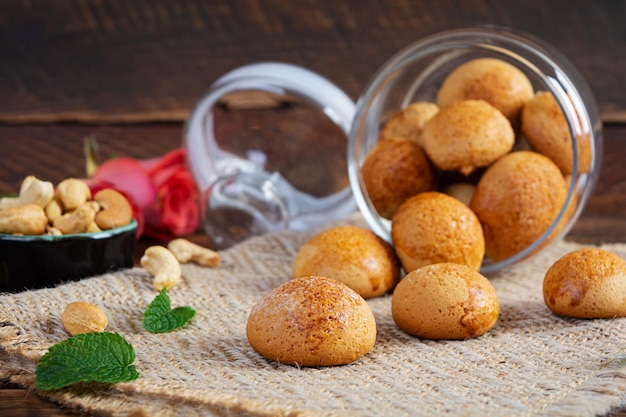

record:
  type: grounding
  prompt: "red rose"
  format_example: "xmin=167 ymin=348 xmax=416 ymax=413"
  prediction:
xmin=90 ymin=157 xmax=157 ymax=209
xmin=87 ymin=148 xmax=200 ymax=240
xmin=138 ymin=149 xmax=200 ymax=240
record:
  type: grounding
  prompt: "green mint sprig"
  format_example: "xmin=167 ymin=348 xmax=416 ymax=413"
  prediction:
xmin=35 ymin=332 xmax=139 ymax=391
xmin=142 ymin=288 xmax=195 ymax=333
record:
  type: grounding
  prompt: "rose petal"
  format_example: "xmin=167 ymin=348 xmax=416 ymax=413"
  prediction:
xmin=142 ymin=170 xmax=199 ymax=240
xmin=138 ymin=148 xmax=186 ymax=177
xmin=149 ymin=164 xmax=180 ymax=188
xmin=92 ymin=157 xmax=157 ymax=209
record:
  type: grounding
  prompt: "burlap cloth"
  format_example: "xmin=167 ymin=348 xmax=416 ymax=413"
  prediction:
xmin=1 ymin=213 xmax=626 ymax=417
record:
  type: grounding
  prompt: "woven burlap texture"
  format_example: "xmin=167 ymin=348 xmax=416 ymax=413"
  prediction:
xmin=1 ymin=214 xmax=626 ymax=417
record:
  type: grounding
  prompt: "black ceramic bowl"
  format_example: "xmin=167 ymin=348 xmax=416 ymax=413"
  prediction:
xmin=0 ymin=219 xmax=137 ymax=293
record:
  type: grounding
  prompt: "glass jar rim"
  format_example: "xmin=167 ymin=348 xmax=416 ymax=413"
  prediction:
xmin=348 ymin=26 xmax=603 ymax=273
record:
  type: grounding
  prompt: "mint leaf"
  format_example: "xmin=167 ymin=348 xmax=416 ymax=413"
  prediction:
xmin=142 ymin=288 xmax=195 ymax=333
xmin=35 ymin=332 xmax=139 ymax=391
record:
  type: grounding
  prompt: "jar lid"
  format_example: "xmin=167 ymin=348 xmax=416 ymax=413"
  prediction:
xmin=184 ymin=62 xmax=357 ymax=248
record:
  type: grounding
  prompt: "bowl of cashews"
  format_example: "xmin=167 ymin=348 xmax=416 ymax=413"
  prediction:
xmin=0 ymin=176 xmax=137 ymax=292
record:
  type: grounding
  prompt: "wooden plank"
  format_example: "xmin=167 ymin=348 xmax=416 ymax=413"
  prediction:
xmin=0 ymin=386 xmax=81 ymax=416
xmin=0 ymin=124 xmax=181 ymax=193
xmin=0 ymin=0 xmax=624 ymax=124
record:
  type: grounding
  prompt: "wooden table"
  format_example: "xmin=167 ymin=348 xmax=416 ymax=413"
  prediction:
xmin=1 ymin=1 xmax=625 ymax=415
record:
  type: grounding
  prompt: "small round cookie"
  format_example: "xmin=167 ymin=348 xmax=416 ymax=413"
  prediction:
xmin=442 ymin=182 xmax=476 ymax=206
xmin=380 ymin=101 xmax=440 ymax=147
xmin=543 ymin=247 xmax=626 ymax=319
xmin=539 ymin=175 xmax=578 ymax=254
xmin=246 ymin=276 xmax=377 ymax=367
xmin=361 ymin=137 xmax=437 ymax=219
xmin=521 ymin=91 xmax=591 ymax=175
xmin=392 ymin=263 xmax=499 ymax=339
xmin=391 ymin=191 xmax=485 ymax=272
xmin=436 ymin=57 xmax=534 ymax=126
xmin=292 ymin=225 xmax=400 ymax=298
xmin=421 ymin=100 xmax=514 ymax=176
xmin=470 ymin=151 xmax=568 ymax=262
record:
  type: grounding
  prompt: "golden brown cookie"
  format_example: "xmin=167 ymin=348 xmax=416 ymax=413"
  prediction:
xmin=391 ymin=191 xmax=485 ymax=272
xmin=436 ymin=57 xmax=534 ymax=127
xmin=361 ymin=137 xmax=437 ymax=219
xmin=543 ymin=247 xmax=626 ymax=318
xmin=442 ymin=182 xmax=476 ymax=206
xmin=536 ymin=175 xmax=578 ymax=257
xmin=470 ymin=151 xmax=568 ymax=262
xmin=380 ymin=101 xmax=440 ymax=147
xmin=521 ymin=91 xmax=591 ymax=175
xmin=421 ymin=100 xmax=514 ymax=176
xmin=392 ymin=262 xmax=499 ymax=339
xmin=246 ymin=276 xmax=377 ymax=367
xmin=292 ymin=225 xmax=400 ymax=298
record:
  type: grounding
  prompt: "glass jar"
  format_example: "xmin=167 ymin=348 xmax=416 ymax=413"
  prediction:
xmin=348 ymin=26 xmax=602 ymax=273
xmin=184 ymin=62 xmax=357 ymax=248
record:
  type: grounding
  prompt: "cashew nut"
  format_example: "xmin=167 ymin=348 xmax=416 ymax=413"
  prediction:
xmin=46 ymin=226 xmax=63 ymax=236
xmin=140 ymin=246 xmax=181 ymax=291
xmin=84 ymin=201 xmax=102 ymax=233
xmin=94 ymin=189 xmax=133 ymax=230
xmin=87 ymin=220 xmax=102 ymax=233
xmin=44 ymin=196 xmax=63 ymax=224
xmin=0 ymin=197 xmax=20 ymax=210
xmin=18 ymin=175 xmax=54 ymax=208
xmin=1 ymin=176 xmax=133 ymax=236
xmin=56 ymin=178 xmax=91 ymax=211
xmin=167 ymin=238 xmax=221 ymax=267
xmin=53 ymin=204 xmax=95 ymax=234
xmin=85 ymin=200 xmax=101 ymax=214
xmin=62 ymin=301 xmax=108 ymax=335
xmin=0 ymin=204 xmax=49 ymax=235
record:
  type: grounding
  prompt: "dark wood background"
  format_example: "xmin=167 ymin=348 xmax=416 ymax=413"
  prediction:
xmin=0 ymin=0 xmax=625 ymax=124
xmin=1 ymin=1 xmax=625 ymax=415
